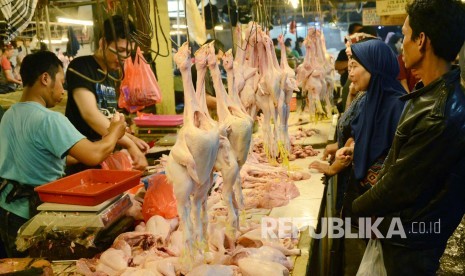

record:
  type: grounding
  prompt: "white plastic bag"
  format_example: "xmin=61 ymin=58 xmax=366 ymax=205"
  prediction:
xmin=356 ymin=239 xmax=387 ymax=276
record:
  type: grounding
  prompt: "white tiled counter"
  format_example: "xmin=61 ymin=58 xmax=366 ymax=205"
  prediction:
xmin=271 ymin=153 xmax=327 ymax=276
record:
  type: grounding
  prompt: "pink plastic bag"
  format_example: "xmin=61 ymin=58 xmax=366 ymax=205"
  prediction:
xmin=142 ymin=174 xmax=178 ymax=221
xmin=119 ymin=47 xmax=162 ymax=112
xmin=101 ymin=150 xmax=133 ymax=171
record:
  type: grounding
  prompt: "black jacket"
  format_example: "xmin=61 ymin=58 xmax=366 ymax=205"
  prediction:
xmin=352 ymin=66 xmax=465 ymax=249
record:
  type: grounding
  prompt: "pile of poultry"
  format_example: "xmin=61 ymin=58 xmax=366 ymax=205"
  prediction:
xmin=296 ymin=27 xmax=335 ymax=121
xmin=76 ymin=157 xmax=307 ymax=275
xmin=230 ymin=22 xmax=334 ymax=163
xmin=232 ymin=22 xmax=299 ymax=162
xmin=76 ymin=207 xmax=300 ymax=275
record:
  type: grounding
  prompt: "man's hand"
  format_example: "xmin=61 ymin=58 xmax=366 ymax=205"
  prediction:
xmin=128 ymin=134 xmax=150 ymax=154
xmin=107 ymin=112 xmax=126 ymax=139
xmin=127 ymin=145 xmax=148 ymax=170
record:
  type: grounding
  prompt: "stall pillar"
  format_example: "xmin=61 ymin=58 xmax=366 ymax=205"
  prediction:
xmin=151 ymin=0 xmax=175 ymax=115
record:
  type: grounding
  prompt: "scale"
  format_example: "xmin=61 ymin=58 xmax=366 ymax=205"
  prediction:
xmin=16 ymin=194 xmax=133 ymax=258
xmin=21 ymin=194 xmax=131 ymax=235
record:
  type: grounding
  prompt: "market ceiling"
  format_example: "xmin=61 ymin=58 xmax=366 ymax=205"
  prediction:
xmin=44 ymin=0 xmax=375 ymax=10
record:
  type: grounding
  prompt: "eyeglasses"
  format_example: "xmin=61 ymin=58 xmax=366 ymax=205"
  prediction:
xmin=107 ymin=46 xmax=130 ymax=59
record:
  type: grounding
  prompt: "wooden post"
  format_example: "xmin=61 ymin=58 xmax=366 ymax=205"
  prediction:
xmin=152 ymin=0 xmax=175 ymax=114
xmin=44 ymin=5 xmax=53 ymax=51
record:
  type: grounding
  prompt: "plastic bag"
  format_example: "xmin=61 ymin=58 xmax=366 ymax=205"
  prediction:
xmin=142 ymin=174 xmax=178 ymax=221
xmin=118 ymin=47 xmax=162 ymax=113
xmin=356 ymin=239 xmax=387 ymax=276
xmin=101 ymin=150 xmax=133 ymax=171
xmin=118 ymin=55 xmax=143 ymax=113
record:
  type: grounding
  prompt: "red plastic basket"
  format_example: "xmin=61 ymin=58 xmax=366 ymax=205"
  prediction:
xmin=133 ymin=115 xmax=183 ymax=127
xmin=35 ymin=169 xmax=142 ymax=206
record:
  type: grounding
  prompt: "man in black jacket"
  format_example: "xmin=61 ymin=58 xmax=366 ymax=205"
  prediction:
xmin=347 ymin=0 xmax=465 ymax=274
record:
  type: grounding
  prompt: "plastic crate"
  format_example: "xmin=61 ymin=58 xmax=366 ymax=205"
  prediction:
xmin=133 ymin=114 xmax=183 ymax=127
xmin=35 ymin=170 xmax=142 ymax=206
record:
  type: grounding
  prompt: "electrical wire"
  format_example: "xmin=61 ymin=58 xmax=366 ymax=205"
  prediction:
xmin=148 ymin=0 xmax=170 ymax=60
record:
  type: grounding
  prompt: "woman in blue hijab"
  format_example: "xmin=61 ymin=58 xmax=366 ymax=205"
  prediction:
xmin=335 ymin=38 xmax=406 ymax=275
xmin=349 ymin=39 xmax=406 ymax=184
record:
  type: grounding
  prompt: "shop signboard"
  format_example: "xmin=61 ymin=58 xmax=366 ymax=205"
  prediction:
xmin=381 ymin=14 xmax=407 ymax=26
xmin=363 ymin=8 xmax=381 ymax=26
xmin=376 ymin=0 xmax=409 ymax=16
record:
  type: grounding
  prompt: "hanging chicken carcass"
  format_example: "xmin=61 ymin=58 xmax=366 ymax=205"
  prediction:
xmin=166 ymin=42 xmax=219 ymax=261
xmin=205 ymin=42 xmax=254 ymax=235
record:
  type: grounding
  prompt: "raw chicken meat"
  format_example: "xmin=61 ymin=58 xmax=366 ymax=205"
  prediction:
xmin=193 ymin=42 xmax=241 ymax=240
xmin=222 ymin=49 xmax=246 ymax=113
xmin=207 ymin=215 xmax=235 ymax=255
xmin=256 ymin=32 xmax=286 ymax=160
xmin=146 ymin=215 xmax=171 ymax=246
xmin=296 ymin=28 xmax=335 ymax=121
xmin=277 ymin=34 xmax=299 ymax=155
xmin=239 ymin=23 xmax=261 ymax=118
xmin=121 ymin=268 xmax=159 ymax=276
xmin=166 ymin=42 xmax=220 ymax=259
xmin=143 ymin=256 xmax=178 ymax=276
xmin=186 ymin=264 xmax=239 ymax=276
xmin=96 ymin=248 xmax=129 ymax=275
xmin=166 ymin=230 xmax=183 ymax=257
xmin=113 ymin=232 xmax=158 ymax=254
xmin=230 ymin=246 xmax=292 ymax=270
xmin=237 ymin=228 xmax=301 ymax=256
xmin=208 ymin=42 xmax=254 ymax=168
xmin=206 ymin=41 xmax=254 ymax=233
xmin=238 ymin=258 xmax=289 ymax=276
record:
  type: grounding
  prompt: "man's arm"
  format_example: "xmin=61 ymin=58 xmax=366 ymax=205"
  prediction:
xmin=125 ymin=132 xmax=150 ymax=153
xmin=68 ymin=114 xmax=126 ymax=165
xmin=66 ymin=155 xmax=79 ymax=166
xmin=352 ymin=119 xmax=452 ymax=216
xmin=72 ymin=88 xmax=148 ymax=169
xmin=206 ymin=94 xmax=217 ymax=110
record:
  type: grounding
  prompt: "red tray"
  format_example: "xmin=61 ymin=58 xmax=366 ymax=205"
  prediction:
xmin=35 ymin=169 xmax=142 ymax=206
xmin=134 ymin=115 xmax=183 ymax=127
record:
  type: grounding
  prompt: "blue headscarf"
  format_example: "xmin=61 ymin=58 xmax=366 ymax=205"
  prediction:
xmin=350 ymin=39 xmax=407 ymax=180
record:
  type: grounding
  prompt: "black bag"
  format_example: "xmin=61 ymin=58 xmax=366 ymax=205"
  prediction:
xmin=0 ymin=178 xmax=43 ymax=217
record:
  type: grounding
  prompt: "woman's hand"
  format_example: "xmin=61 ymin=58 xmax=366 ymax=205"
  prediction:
xmin=322 ymin=143 xmax=338 ymax=162
xmin=335 ymin=146 xmax=354 ymax=166
xmin=309 ymin=160 xmax=337 ymax=176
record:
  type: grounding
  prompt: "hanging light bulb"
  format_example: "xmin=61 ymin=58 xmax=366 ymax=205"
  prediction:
xmin=289 ymin=0 xmax=299 ymax=9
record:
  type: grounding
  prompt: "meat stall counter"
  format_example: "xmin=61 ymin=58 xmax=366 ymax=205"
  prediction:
xmin=144 ymin=114 xmax=336 ymax=275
